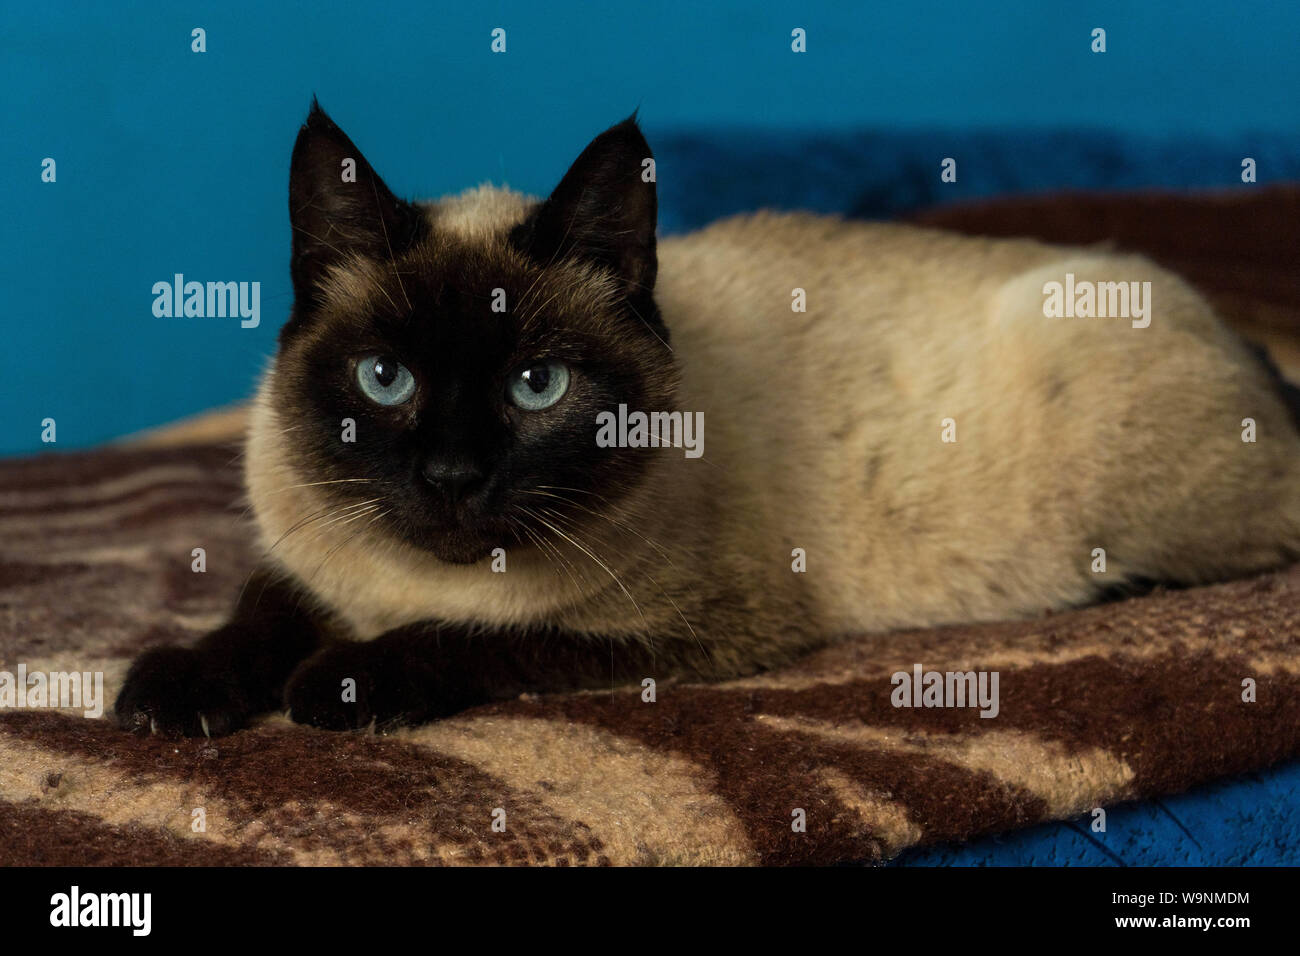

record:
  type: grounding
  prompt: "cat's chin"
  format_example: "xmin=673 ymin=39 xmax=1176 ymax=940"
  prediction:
xmin=429 ymin=542 xmax=496 ymax=566
xmin=396 ymin=520 xmax=515 ymax=566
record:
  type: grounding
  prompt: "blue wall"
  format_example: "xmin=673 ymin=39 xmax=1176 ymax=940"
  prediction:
xmin=3 ymin=0 xmax=1300 ymax=454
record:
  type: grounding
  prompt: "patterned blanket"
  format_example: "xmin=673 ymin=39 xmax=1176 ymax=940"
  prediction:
xmin=2 ymin=186 xmax=1299 ymax=866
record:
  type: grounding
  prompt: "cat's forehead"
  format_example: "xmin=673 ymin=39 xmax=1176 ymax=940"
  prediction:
xmin=310 ymin=191 xmax=621 ymax=343
xmin=429 ymin=185 xmax=532 ymax=241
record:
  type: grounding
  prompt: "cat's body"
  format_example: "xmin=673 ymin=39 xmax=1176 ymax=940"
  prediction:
xmin=117 ymin=106 xmax=1300 ymax=736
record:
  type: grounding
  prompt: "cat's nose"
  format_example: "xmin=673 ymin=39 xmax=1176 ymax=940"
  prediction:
xmin=421 ymin=456 xmax=485 ymax=503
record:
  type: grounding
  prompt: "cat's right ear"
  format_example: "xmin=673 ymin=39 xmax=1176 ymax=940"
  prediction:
xmin=288 ymin=100 xmax=423 ymax=307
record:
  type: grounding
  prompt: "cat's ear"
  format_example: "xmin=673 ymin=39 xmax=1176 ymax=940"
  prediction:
xmin=511 ymin=115 xmax=658 ymax=299
xmin=288 ymin=100 xmax=423 ymax=305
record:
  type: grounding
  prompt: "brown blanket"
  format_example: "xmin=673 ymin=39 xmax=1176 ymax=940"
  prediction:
xmin=2 ymin=186 xmax=1299 ymax=866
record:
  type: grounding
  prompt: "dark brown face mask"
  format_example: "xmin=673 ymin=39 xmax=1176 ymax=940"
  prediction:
xmin=276 ymin=104 xmax=674 ymax=563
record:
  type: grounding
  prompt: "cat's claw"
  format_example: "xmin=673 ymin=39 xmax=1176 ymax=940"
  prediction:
xmin=114 ymin=646 xmax=248 ymax=738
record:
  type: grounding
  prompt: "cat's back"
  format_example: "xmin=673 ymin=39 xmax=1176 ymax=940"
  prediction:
xmin=656 ymin=210 xmax=1063 ymax=329
xmin=655 ymin=208 xmax=1246 ymax=396
xmin=654 ymin=209 xmax=1073 ymax=437
xmin=655 ymin=209 xmax=1072 ymax=392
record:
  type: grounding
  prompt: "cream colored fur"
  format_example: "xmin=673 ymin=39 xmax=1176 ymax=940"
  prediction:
xmin=247 ymin=189 xmax=1300 ymax=676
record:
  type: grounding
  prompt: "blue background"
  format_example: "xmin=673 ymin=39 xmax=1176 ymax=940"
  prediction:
xmin=5 ymin=0 xmax=1300 ymax=454
xmin=4 ymin=0 xmax=1299 ymax=864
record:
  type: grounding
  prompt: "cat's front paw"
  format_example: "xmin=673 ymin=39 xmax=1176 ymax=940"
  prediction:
xmin=283 ymin=641 xmax=451 ymax=731
xmin=283 ymin=643 xmax=384 ymax=731
xmin=115 ymin=646 xmax=249 ymax=738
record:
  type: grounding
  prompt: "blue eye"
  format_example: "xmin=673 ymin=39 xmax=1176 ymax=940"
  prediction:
xmin=355 ymin=355 xmax=416 ymax=406
xmin=507 ymin=360 xmax=570 ymax=411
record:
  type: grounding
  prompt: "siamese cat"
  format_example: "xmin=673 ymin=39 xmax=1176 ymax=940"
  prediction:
xmin=116 ymin=103 xmax=1300 ymax=736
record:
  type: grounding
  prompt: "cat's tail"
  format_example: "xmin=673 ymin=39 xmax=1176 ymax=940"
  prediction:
xmin=1247 ymin=340 xmax=1300 ymax=433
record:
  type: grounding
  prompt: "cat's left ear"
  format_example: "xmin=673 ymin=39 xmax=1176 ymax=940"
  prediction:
xmin=510 ymin=115 xmax=658 ymax=300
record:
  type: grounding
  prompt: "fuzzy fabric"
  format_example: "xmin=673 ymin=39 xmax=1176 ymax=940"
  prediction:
xmin=1 ymin=186 xmax=1298 ymax=866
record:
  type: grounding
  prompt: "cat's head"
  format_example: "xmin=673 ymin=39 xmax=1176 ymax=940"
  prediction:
xmin=261 ymin=102 xmax=675 ymax=565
